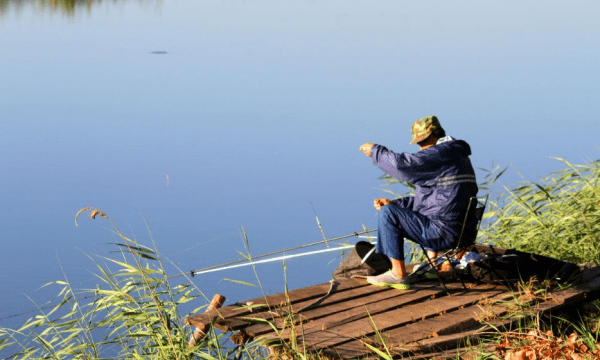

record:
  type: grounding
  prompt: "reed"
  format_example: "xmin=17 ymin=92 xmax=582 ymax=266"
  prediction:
xmin=0 ymin=207 xmax=239 ymax=360
xmin=480 ymin=158 xmax=600 ymax=264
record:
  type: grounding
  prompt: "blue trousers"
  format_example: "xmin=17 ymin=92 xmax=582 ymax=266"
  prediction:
xmin=376 ymin=203 xmax=454 ymax=261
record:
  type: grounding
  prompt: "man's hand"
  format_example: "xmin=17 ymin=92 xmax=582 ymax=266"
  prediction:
xmin=374 ymin=198 xmax=392 ymax=210
xmin=360 ymin=143 xmax=375 ymax=157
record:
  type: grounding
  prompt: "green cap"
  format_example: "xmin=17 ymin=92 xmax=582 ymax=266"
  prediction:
xmin=409 ymin=115 xmax=441 ymax=145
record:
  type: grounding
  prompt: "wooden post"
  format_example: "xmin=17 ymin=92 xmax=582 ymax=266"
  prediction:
xmin=188 ymin=294 xmax=226 ymax=348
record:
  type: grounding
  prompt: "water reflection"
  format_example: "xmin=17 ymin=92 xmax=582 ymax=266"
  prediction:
xmin=0 ymin=0 xmax=157 ymax=16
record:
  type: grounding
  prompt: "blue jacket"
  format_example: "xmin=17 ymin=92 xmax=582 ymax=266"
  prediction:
xmin=371 ymin=138 xmax=478 ymax=241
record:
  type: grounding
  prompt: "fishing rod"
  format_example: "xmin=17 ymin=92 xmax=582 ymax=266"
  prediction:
xmin=190 ymin=244 xmax=356 ymax=276
xmin=172 ymin=228 xmax=377 ymax=279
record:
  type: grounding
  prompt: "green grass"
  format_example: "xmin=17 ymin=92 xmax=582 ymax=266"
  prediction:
xmin=0 ymin=208 xmax=240 ymax=360
xmin=480 ymin=158 xmax=600 ymax=264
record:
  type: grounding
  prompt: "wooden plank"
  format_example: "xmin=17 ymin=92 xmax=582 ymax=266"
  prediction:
xmin=325 ymin=341 xmax=499 ymax=360
xmin=396 ymin=317 xmax=513 ymax=357
xmin=321 ymin=345 xmax=368 ymax=359
xmin=326 ymin=314 xmax=517 ymax=359
xmin=385 ymin=293 xmax=519 ymax=345
xmin=323 ymin=284 xmax=502 ymax=333
xmin=319 ymin=283 xmax=472 ymax=330
xmin=315 ymin=290 xmax=519 ymax=359
xmin=224 ymin=279 xmax=402 ymax=332
xmin=186 ymin=264 xmax=421 ymax=330
xmin=397 ymin=274 xmax=600 ymax=357
xmin=196 ymin=279 xmax=438 ymax=333
xmin=399 ymin=285 xmax=588 ymax=355
xmin=241 ymin=280 xmax=465 ymax=338
xmin=247 ymin=281 xmax=479 ymax=339
xmin=292 ymin=279 xmax=444 ymax=317
xmin=186 ymin=278 xmax=367 ymax=329
xmin=271 ymin=284 xmax=505 ymax=351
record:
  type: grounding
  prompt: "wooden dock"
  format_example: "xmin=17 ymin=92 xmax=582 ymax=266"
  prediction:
xmin=186 ymin=250 xmax=600 ymax=359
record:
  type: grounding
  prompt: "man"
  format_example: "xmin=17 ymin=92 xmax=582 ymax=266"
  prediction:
xmin=359 ymin=115 xmax=477 ymax=290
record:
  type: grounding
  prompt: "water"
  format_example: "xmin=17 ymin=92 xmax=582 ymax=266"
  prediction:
xmin=1 ymin=0 xmax=599 ymax=341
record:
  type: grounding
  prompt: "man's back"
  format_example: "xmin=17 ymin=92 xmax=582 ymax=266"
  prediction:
xmin=371 ymin=138 xmax=477 ymax=240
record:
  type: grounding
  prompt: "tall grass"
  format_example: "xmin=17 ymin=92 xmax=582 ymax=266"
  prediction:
xmin=481 ymin=158 xmax=600 ymax=264
xmin=0 ymin=208 xmax=241 ymax=360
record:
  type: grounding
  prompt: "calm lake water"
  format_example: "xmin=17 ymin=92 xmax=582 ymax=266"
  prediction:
xmin=1 ymin=0 xmax=599 ymax=340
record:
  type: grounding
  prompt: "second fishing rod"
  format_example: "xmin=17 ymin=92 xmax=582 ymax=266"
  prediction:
xmin=173 ymin=228 xmax=377 ymax=279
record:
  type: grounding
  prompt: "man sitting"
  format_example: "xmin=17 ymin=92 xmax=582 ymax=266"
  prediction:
xmin=359 ymin=115 xmax=478 ymax=290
